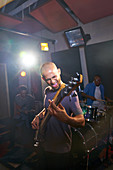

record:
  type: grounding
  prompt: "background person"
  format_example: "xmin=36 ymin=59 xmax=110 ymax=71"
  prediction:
xmin=81 ymin=75 xmax=112 ymax=110
xmin=14 ymin=85 xmax=35 ymax=148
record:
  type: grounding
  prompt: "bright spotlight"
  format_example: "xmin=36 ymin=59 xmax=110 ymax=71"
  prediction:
xmin=20 ymin=51 xmax=37 ymax=67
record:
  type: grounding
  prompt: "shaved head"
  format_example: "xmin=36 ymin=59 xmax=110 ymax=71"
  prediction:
xmin=41 ymin=62 xmax=58 ymax=78
xmin=40 ymin=62 xmax=62 ymax=90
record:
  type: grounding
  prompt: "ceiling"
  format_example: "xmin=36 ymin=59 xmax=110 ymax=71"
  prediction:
xmin=0 ymin=0 xmax=113 ymax=35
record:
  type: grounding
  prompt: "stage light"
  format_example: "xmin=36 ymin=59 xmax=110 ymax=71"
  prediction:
xmin=64 ymin=27 xmax=91 ymax=48
xmin=40 ymin=43 xmax=49 ymax=51
xmin=20 ymin=51 xmax=37 ymax=67
xmin=20 ymin=71 xmax=26 ymax=77
xmin=20 ymin=51 xmax=26 ymax=58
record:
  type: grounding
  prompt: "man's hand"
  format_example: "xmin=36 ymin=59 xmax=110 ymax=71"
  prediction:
xmin=31 ymin=115 xmax=40 ymax=130
xmin=90 ymin=96 xmax=96 ymax=101
xmin=48 ymin=100 xmax=69 ymax=123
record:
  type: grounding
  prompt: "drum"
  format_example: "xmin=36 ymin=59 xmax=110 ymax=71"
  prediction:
xmin=71 ymin=123 xmax=97 ymax=158
xmin=96 ymin=110 xmax=106 ymax=121
xmin=82 ymin=105 xmax=97 ymax=121
xmin=71 ymin=114 xmax=110 ymax=158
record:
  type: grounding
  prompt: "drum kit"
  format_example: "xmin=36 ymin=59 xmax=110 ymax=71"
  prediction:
xmin=71 ymin=100 xmax=113 ymax=164
xmin=82 ymin=104 xmax=106 ymax=122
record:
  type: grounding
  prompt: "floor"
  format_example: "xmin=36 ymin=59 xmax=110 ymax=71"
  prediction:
xmin=0 ymin=145 xmax=113 ymax=170
xmin=1 ymin=159 xmax=113 ymax=170
xmin=1 ymin=117 xmax=113 ymax=169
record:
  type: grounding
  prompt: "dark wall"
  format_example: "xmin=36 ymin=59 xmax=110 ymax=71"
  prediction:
xmin=0 ymin=51 xmax=19 ymax=117
xmin=51 ymin=47 xmax=82 ymax=84
xmin=51 ymin=40 xmax=113 ymax=100
xmin=85 ymin=40 xmax=113 ymax=99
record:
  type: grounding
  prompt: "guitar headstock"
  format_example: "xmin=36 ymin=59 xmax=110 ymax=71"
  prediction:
xmin=62 ymin=72 xmax=83 ymax=97
xmin=53 ymin=73 xmax=83 ymax=105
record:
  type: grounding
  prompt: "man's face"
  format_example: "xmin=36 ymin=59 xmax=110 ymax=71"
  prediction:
xmin=20 ymin=90 xmax=27 ymax=98
xmin=94 ymin=76 xmax=101 ymax=86
xmin=43 ymin=67 xmax=61 ymax=90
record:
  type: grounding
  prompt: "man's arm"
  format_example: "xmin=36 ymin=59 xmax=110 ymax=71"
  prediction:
xmin=66 ymin=114 xmax=85 ymax=128
xmin=48 ymin=100 xmax=85 ymax=128
xmin=81 ymin=92 xmax=96 ymax=101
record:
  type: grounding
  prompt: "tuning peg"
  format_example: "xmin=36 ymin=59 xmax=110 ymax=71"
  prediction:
xmin=64 ymin=91 xmax=68 ymax=95
xmin=72 ymin=81 xmax=77 ymax=85
xmin=68 ymin=81 xmax=73 ymax=85
xmin=68 ymin=86 xmax=72 ymax=90
xmin=76 ymin=72 xmax=79 ymax=76
xmin=73 ymin=77 xmax=78 ymax=81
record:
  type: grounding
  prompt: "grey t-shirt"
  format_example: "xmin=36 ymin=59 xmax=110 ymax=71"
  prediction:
xmin=42 ymin=86 xmax=83 ymax=153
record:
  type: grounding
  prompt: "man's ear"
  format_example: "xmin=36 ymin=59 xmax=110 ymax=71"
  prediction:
xmin=58 ymin=68 xmax=61 ymax=75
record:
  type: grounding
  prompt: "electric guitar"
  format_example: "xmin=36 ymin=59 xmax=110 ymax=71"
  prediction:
xmin=34 ymin=72 xmax=83 ymax=147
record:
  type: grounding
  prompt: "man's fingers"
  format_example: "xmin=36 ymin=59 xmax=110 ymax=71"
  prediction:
xmin=31 ymin=121 xmax=39 ymax=129
xmin=50 ymin=100 xmax=59 ymax=111
xmin=31 ymin=124 xmax=37 ymax=129
xmin=48 ymin=100 xmax=58 ymax=111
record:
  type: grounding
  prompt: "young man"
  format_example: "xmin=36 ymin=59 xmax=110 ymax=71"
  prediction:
xmin=31 ymin=62 xmax=85 ymax=169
